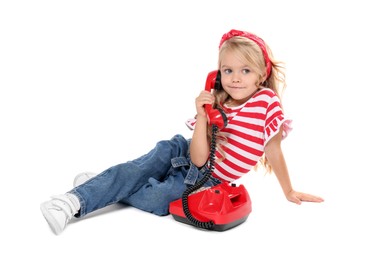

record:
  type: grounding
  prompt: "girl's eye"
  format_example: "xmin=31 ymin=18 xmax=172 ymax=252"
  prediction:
xmin=223 ymin=69 xmax=232 ymax=74
xmin=242 ymin=69 xmax=250 ymax=74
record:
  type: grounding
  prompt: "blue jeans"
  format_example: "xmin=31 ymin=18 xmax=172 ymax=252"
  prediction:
xmin=69 ymin=134 xmax=221 ymax=217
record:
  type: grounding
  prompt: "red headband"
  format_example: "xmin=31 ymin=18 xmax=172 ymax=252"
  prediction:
xmin=219 ymin=29 xmax=272 ymax=78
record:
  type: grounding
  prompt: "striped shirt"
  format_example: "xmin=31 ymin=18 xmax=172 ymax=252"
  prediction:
xmin=186 ymin=88 xmax=292 ymax=182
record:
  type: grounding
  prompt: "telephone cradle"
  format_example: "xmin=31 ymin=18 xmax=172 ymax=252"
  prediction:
xmin=169 ymin=182 xmax=252 ymax=231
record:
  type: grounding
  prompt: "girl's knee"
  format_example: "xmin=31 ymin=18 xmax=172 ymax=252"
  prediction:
xmin=127 ymin=175 xmax=186 ymax=216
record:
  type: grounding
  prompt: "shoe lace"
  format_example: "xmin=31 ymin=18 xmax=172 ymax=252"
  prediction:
xmin=51 ymin=195 xmax=78 ymax=219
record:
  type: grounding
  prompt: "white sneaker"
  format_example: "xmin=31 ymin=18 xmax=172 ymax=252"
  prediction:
xmin=40 ymin=195 xmax=78 ymax=235
xmin=73 ymin=172 xmax=97 ymax=187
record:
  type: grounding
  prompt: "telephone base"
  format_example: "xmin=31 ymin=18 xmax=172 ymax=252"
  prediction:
xmin=171 ymin=214 xmax=249 ymax=231
xmin=169 ymin=182 xmax=252 ymax=231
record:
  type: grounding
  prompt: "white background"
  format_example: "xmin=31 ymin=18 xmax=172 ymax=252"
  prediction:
xmin=1 ymin=0 xmax=366 ymax=259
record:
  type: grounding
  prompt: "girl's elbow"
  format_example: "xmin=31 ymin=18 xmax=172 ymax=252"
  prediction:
xmin=191 ymin=156 xmax=207 ymax=168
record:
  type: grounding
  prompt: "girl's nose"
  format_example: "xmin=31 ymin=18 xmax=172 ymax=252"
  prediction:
xmin=232 ymin=73 xmax=240 ymax=83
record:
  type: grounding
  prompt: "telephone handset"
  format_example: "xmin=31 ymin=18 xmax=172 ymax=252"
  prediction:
xmin=204 ymin=70 xmax=228 ymax=129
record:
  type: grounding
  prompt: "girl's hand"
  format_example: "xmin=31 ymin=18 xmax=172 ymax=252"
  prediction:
xmin=285 ymin=190 xmax=324 ymax=205
xmin=195 ymin=90 xmax=215 ymax=118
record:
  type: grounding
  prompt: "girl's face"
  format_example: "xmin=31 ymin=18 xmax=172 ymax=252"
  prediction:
xmin=220 ymin=50 xmax=261 ymax=107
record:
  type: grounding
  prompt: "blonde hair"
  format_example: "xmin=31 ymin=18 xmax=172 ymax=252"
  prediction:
xmin=211 ymin=35 xmax=287 ymax=174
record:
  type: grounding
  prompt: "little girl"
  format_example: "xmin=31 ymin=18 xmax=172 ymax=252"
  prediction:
xmin=41 ymin=29 xmax=324 ymax=235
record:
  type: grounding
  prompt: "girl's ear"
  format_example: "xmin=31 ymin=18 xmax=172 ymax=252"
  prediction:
xmin=260 ymin=73 xmax=267 ymax=83
xmin=259 ymin=74 xmax=267 ymax=86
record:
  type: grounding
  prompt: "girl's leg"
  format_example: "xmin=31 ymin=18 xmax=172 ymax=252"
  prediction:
xmin=122 ymin=166 xmax=187 ymax=216
xmin=69 ymin=134 xmax=190 ymax=217
xmin=122 ymin=160 xmax=222 ymax=216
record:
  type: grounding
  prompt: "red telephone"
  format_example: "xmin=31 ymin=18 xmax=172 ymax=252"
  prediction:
xmin=169 ymin=182 xmax=252 ymax=231
xmin=168 ymin=70 xmax=251 ymax=231
xmin=204 ymin=70 xmax=227 ymax=129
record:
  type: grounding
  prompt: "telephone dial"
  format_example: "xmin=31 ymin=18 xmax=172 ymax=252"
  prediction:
xmin=169 ymin=70 xmax=252 ymax=231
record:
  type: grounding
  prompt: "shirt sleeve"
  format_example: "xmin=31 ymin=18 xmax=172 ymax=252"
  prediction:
xmin=185 ymin=117 xmax=197 ymax=130
xmin=264 ymin=96 xmax=293 ymax=146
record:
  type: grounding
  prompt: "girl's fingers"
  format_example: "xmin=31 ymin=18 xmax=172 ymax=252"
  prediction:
xmin=299 ymin=193 xmax=324 ymax=203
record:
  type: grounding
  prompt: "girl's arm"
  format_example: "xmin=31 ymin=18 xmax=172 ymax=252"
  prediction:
xmin=190 ymin=90 xmax=214 ymax=167
xmin=264 ymin=126 xmax=324 ymax=204
xmin=190 ymin=115 xmax=209 ymax=167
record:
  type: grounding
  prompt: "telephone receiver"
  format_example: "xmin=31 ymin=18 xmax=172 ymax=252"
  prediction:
xmin=204 ymin=70 xmax=228 ymax=129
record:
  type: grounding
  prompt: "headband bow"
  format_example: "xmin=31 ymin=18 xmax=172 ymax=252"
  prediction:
xmin=219 ymin=29 xmax=272 ymax=78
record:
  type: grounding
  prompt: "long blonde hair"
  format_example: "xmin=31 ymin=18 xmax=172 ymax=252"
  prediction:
xmin=211 ymin=35 xmax=287 ymax=173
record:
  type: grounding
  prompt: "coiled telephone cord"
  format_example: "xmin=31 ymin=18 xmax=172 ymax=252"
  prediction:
xmin=181 ymin=124 xmax=218 ymax=230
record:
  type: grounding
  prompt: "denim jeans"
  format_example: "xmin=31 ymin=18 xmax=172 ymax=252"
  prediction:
xmin=69 ymin=134 xmax=221 ymax=217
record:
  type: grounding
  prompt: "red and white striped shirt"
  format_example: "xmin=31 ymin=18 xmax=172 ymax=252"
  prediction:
xmin=186 ymin=88 xmax=292 ymax=182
